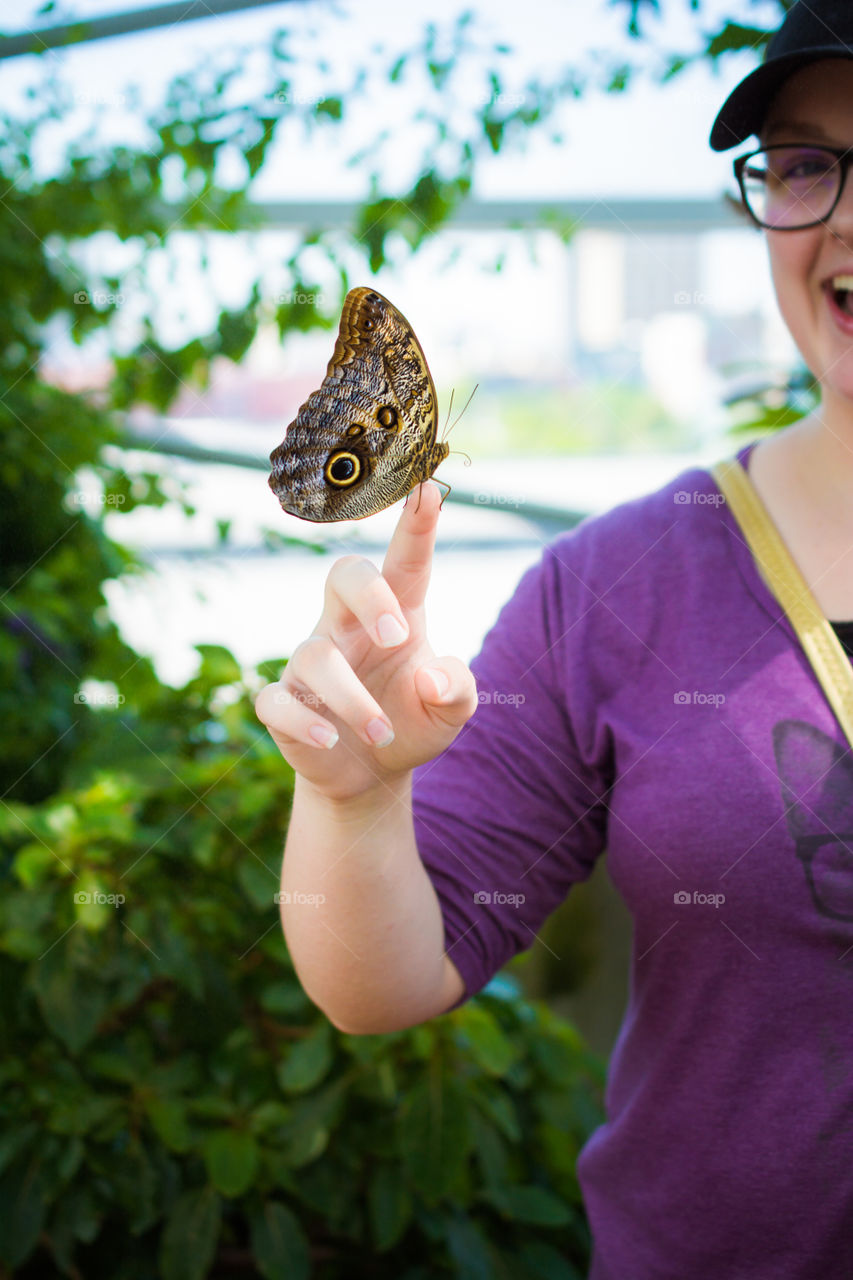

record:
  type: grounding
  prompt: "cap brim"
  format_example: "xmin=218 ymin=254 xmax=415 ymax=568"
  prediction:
xmin=709 ymin=49 xmax=853 ymax=151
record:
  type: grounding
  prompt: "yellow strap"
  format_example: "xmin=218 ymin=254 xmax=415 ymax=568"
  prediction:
xmin=711 ymin=456 xmax=853 ymax=751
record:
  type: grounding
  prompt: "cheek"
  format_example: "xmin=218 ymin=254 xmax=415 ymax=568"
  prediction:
xmin=765 ymin=231 xmax=820 ymax=347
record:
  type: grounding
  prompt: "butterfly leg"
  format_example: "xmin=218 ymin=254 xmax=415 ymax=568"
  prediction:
xmin=406 ymin=479 xmax=451 ymax=513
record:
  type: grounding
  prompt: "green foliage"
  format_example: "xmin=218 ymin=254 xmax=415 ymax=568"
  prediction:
xmin=616 ymin=1 xmax=790 ymax=85
xmin=0 ymin=682 xmax=604 ymax=1274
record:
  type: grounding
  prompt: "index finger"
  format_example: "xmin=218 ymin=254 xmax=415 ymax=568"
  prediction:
xmin=381 ymin=480 xmax=442 ymax=614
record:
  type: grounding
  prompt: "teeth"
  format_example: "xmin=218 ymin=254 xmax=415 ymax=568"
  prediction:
xmin=832 ymin=274 xmax=853 ymax=289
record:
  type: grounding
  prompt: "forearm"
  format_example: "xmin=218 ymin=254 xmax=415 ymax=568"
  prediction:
xmin=280 ymin=771 xmax=457 ymax=1033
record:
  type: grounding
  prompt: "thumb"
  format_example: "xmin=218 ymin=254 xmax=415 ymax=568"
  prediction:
xmin=414 ymin=656 xmax=479 ymax=727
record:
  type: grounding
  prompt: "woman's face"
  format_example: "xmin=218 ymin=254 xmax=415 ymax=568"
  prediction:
xmin=760 ymin=59 xmax=853 ymax=408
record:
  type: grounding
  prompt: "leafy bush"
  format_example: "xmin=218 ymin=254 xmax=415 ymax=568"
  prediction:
xmin=0 ymin=637 xmax=604 ymax=1278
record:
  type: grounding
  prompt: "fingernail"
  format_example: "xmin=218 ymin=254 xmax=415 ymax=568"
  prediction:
xmin=376 ymin=613 xmax=408 ymax=647
xmin=423 ymin=667 xmax=449 ymax=699
xmin=366 ymin=716 xmax=394 ymax=747
xmin=309 ymin=724 xmax=339 ymax=749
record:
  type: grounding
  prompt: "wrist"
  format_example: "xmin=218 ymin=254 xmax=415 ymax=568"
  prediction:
xmin=295 ymin=770 xmax=412 ymax=822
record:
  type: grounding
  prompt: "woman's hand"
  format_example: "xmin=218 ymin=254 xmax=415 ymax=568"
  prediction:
xmin=255 ymin=482 xmax=478 ymax=802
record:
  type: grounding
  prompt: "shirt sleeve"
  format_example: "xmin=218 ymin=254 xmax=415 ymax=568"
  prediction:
xmin=411 ymin=528 xmax=613 ymax=1009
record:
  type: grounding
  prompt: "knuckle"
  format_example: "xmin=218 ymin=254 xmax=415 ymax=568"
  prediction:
xmin=269 ymin=684 xmax=307 ymax=713
xmin=290 ymin=687 xmax=326 ymax=714
xmin=393 ymin=554 xmax=424 ymax=579
xmin=448 ymin=665 xmax=478 ymax=712
xmin=257 ymin=683 xmax=292 ymax=720
xmin=291 ymin=633 xmax=332 ymax=668
xmin=253 ymin=684 xmax=274 ymax=721
xmin=327 ymin=554 xmax=372 ymax=591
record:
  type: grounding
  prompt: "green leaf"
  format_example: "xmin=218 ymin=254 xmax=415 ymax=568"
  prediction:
xmin=368 ymin=1163 xmax=412 ymax=1251
xmin=30 ymin=937 xmax=108 ymax=1053
xmin=446 ymin=1215 xmax=498 ymax=1280
xmin=203 ymin=1129 xmax=259 ymax=1197
xmin=250 ymin=1100 xmax=291 ymax=1133
xmin=145 ymin=1097 xmax=192 ymax=1153
xmin=276 ymin=1021 xmax=334 ymax=1094
xmin=0 ymin=1154 xmax=50 ymax=1268
xmin=283 ymin=1079 xmax=347 ymax=1167
xmin=530 ymin=1027 xmax=583 ymax=1084
xmin=706 ymin=22 xmax=770 ymax=61
xmin=472 ymin=1087 xmax=521 ymax=1142
xmin=44 ymin=1183 xmax=100 ymax=1271
xmin=159 ymin=1186 xmax=221 ymax=1280
xmin=194 ymin=643 xmax=242 ymax=688
xmin=56 ymin=1137 xmax=84 ymax=1183
xmin=260 ymin=980 xmax=310 ymax=1016
xmin=0 ymin=887 xmax=57 ymax=958
xmin=12 ymin=841 xmax=58 ymax=888
xmin=250 ymin=1201 xmax=310 ymax=1280
xmin=482 ymin=1184 xmax=571 ymax=1226
xmin=216 ymin=301 xmax=257 ymax=363
xmin=87 ymin=1049 xmax=139 ymax=1083
xmin=188 ymin=1096 xmax=237 ymax=1122
xmin=514 ymin=1240 xmax=585 ymax=1280
xmin=455 ymin=1004 xmax=518 ymax=1075
xmin=399 ymin=1074 xmax=471 ymax=1204
xmin=237 ymin=855 xmax=279 ymax=910
xmin=48 ymin=1092 xmax=119 ymax=1136
xmin=316 ymin=96 xmax=342 ymax=120
xmin=0 ymin=1121 xmax=38 ymax=1177
xmin=484 ymin=118 xmax=504 ymax=153
xmin=470 ymin=1111 xmax=510 ymax=1191
xmin=72 ymin=870 xmax=121 ymax=933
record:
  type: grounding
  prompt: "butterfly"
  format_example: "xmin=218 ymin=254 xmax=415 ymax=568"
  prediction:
xmin=268 ymin=287 xmax=449 ymax=522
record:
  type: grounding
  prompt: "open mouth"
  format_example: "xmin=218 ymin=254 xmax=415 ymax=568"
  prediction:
xmin=833 ymin=286 xmax=853 ymax=316
xmin=828 ymin=273 xmax=853 ymax=317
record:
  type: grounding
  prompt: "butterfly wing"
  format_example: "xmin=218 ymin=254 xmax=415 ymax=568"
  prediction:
xmin=269 ymin=287 xmax=448 ymax=522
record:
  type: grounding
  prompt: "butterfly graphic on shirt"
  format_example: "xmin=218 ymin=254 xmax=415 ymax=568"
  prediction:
xmin=773 ymin=720 xmax=853 ymax=923
xmin=773 ymin=718 xmax=853 ymax=1196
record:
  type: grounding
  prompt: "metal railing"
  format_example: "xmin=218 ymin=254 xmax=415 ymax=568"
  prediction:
xmin=117 ymin=426 xmax=589 ymax=538
xmin=0 ymin=0 xmax=299 ymax=61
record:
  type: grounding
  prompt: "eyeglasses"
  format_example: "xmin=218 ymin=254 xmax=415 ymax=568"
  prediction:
xmin=734 ymin=143 xmax=853 ymax=230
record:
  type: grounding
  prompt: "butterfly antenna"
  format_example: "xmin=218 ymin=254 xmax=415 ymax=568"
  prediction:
xmin=441 ymin=383 xmax=479 ymax=442
xmin=441 ymin=387 xmax=455 ymax=439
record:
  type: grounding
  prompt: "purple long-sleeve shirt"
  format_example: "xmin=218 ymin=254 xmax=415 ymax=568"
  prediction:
xmin=411 ymin=439 xmax=853 ymax=1279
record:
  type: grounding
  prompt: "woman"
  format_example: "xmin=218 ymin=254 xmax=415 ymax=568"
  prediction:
xmin=255 ymin=2 xmax=853 ymax=1274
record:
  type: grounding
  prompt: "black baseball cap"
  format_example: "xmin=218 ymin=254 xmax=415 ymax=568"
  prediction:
xmin=709 ymin=0 xmax=853 ymax=152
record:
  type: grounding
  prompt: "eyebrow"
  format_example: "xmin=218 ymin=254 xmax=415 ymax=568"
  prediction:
xmin=762 ymin=120 xmax=844 ymax=144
